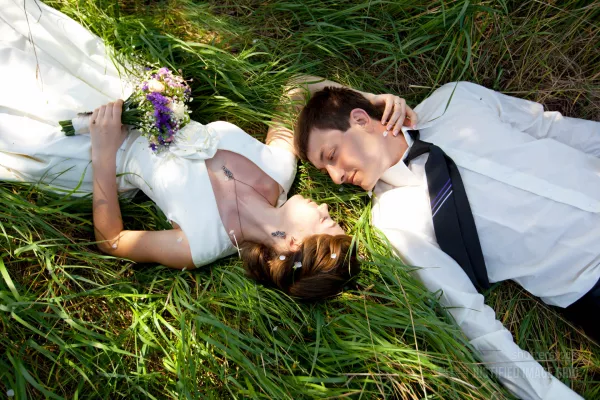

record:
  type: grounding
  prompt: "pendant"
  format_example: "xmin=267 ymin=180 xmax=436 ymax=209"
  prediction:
xmin=222 ymin=165 xmax=234 ymax=180
xmin=271 ymin=231 xmax=286 ymax=239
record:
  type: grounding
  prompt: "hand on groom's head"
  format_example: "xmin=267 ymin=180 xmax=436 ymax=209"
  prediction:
xmin=367 ymin=93 xmax=418 ymax=136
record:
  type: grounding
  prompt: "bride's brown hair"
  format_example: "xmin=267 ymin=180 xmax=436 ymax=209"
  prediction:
xmin=241 ymin=234 xmax=359 ymax=301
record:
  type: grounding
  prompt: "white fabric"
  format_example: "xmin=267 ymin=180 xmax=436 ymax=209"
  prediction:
xmin=165 ymin=121 xmax=218 ymax=160
xmin=373 ymin=81 xmax=600 ymax=400
xmin=0 ymin=0 xmax=297 ymax=267
xmin=71 ymin=115 xmax=92 ymax=134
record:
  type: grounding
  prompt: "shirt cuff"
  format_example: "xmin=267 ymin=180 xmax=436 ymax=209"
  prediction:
xmin=544 ymin=377 xmax=583 ymax=400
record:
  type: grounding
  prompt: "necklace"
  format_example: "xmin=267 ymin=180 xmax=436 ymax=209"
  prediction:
xmin=222 ymin=165 xmax=282 ymax=245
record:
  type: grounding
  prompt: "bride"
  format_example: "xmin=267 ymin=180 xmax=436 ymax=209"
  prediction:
xmin=0 ymin=0 xmax=410 ymax=299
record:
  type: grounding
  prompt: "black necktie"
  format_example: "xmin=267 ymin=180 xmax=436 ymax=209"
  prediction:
xmin=404 ymin=130 xmax=490 ymax=291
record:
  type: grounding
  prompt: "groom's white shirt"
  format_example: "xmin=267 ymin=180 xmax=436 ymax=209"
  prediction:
xmin=371 ymin=81 xmax=600 ymax=400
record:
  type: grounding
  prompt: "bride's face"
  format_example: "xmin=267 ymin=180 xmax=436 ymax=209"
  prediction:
xmin=280 ymin=195 xmax=345 ymax=244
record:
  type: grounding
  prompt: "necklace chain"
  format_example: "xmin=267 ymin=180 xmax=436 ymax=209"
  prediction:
xmin=222 ymin=165 xmax=275 ymax=244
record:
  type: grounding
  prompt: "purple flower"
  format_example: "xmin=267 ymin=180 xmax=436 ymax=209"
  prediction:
xmin=138 ymin=67 xmax=190 ymax=151
xmin=146 ymin=91 xmax=178 ymax=138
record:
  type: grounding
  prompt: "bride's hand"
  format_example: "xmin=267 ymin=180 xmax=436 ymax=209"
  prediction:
xmin=366 ymin=93 xmax=418 ymax=136
xmin=89 ymin=100 xmax=127 ymax=162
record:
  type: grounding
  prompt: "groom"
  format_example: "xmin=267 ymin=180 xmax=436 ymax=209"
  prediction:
xmin=294 ymin=81 xmax=600 ymax=400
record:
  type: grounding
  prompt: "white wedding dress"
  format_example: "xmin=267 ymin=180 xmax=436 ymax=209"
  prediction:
xmin=0 ymin=0 xmax=297 ymax=266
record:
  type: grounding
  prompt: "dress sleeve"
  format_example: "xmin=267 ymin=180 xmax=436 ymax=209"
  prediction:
xmin=452 ymin=81 xmax=600 ymax=157
xmin=379 ymin=227 xmax=583 ymax=400
xmin=267 ymin=144 xmax=297 ymax=207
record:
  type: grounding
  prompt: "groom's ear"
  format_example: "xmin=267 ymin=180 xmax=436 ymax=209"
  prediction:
xmin=349 ymin=108 xmax=371 ymax=128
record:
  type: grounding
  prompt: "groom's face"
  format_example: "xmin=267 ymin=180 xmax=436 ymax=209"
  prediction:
xmin=305 ymin=111 xmax=387 ymax=191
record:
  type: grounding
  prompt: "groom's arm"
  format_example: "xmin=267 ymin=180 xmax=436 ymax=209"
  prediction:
xmin=266 ymin=76 xmax=346 ymax=153
xmin=378 ymin=226 xmax=583 ymax=400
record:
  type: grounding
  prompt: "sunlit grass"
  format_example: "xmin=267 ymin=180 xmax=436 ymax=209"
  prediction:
xmin=1 ymin=0 xmax=598 ymax=398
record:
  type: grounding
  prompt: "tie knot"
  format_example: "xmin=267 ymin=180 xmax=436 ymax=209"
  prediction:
xmin=407 ymin=129 xmax=420 ymax=141
xmin=404 ymin=136 xmax=432 ymax=166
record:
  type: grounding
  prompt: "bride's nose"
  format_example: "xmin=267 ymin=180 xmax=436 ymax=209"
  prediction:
xmin=317 ymin=203 xmax=329 ymax=214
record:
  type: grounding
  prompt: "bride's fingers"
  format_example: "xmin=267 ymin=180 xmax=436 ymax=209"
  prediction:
xmin=104 ymin=102 xmax=114 ymax=121
xmin=113 ymin=99 xmax=123 ymax=123
xmin=387 ymin=98 xmax=406 ymax=136
xmin=392 ymin=110 xmax=406 ymax=137
xmin=89 ymin=107 xmax=100 ymax=129
xmin=380 ymin=95 xmax=394 ymax=126
xmin=405 ymin=105 xmax=418 ymax=128
xmin=97 ymin=105 xmax=106 ymax=122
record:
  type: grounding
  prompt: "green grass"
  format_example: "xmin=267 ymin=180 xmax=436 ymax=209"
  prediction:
xmin=1 ymin=0 xmax=599 ymax=398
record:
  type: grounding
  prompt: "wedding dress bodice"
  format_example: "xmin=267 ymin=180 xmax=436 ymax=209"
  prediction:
xmin=119 ymin=121 xmax=296 ymax=266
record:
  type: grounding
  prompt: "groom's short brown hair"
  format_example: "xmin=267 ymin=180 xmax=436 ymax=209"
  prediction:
xmin=294 ymin=86 xmax=383 ymax=161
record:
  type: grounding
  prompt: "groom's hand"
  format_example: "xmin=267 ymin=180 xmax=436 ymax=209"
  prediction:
xmin=89 ymin=100 xmax=127 ymax=163
xmin=368 ymin=94 xmax=418 ymax=136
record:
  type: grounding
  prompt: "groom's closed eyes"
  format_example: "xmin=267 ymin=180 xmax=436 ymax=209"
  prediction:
xmin=318 ymin=146 xmax=337 ymax=174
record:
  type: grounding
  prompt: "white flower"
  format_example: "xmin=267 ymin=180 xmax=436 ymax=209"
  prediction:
xmin=279 ymin=255 xmax=286 ymax=261
xmin=293 ymin=261 xmax=302 ymax=270
xmin=147 ymin=79 xmax=165 ymax=93
xmin=367 ymin=190 xmax=373 ymax=198
xmin=330 ymin=253 xmax=337 ymax=259
xmin=169 ymin=101 xmax=187 ymax=120
xmin=7 ymin=389 xmax=14 ymax=397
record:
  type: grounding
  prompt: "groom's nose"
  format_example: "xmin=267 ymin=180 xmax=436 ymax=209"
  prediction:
xmin=326 ymin=165 xmax=345 ymax=185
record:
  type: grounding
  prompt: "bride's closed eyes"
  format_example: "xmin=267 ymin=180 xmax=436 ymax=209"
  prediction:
xmin=280 ymin=195 xmax=345 ymax=239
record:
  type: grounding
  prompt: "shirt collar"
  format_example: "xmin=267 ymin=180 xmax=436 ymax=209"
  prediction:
xmin=378 ymin=127 xmax=421 ymax=187
xmin=400 ymin=127 xmax=414 ymax=161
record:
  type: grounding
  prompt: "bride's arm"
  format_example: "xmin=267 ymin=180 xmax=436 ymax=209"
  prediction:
xmin=90 ymin=101 xmax=194 ymax=269
xmin=266 ymin=75 xmax=419 ymax=154
xmin=265 ymin=76 xmax=337 ymax=151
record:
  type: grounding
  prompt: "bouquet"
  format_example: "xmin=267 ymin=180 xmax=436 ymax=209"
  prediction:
xmin=59 ymin=67 xmax=192 ymax=152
